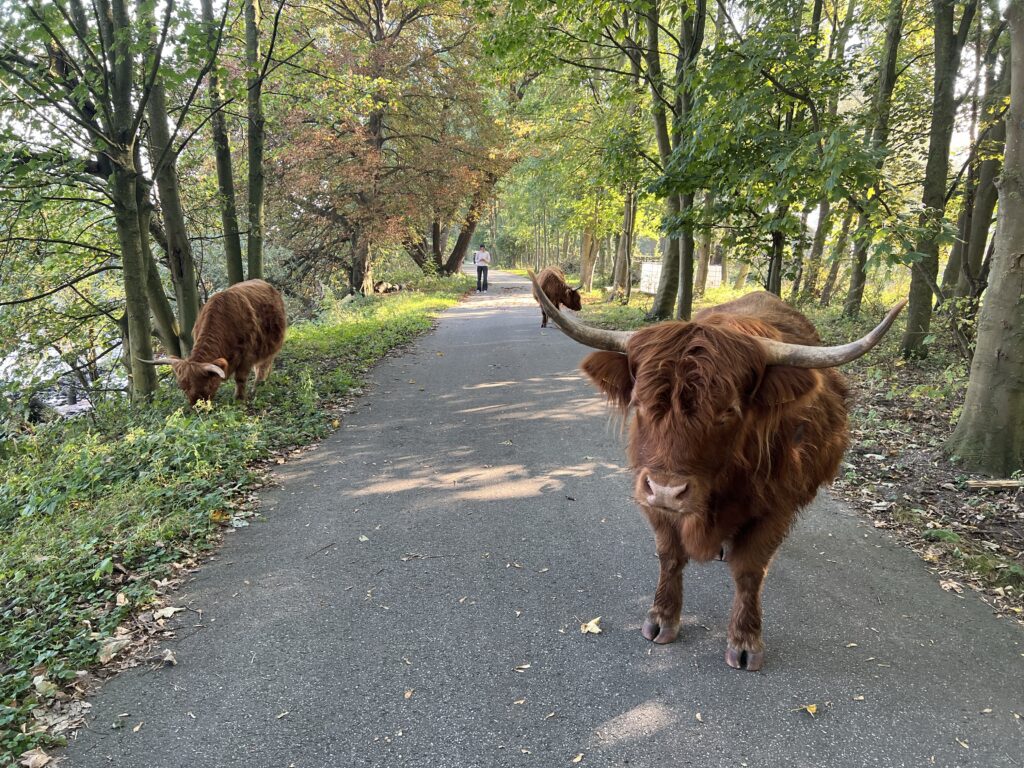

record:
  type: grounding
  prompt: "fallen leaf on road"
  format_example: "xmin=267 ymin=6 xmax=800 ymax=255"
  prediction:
xmin=845 ymin=643 xmax=858 ymax=648
xmin=18 ymin=748 xmax=51 ymax=767
xmin=940 ymin=580 xmax=964 ymax=594
xmin=580 ymin=617 xmax=602 ymax=635
xmin=545 ymin=712 xmax=556 ymax=720
xmin=404 ymin=689 xmax=414 ymax=699
xmin=980 ymin=708 xmax=992 ymax=714
xmin=572 ymin=754 xmax=584 ymax=764
xmin=358 ymin=535 xmax=370 ymax=542
xmin=331 ymin=419 xmax=340 ymax=429
xmin=956 ymin=739 xmax=969 ymax=749
xmin=538 ymin=567 xmax=549 ymax=573
xmin=500 ymin=440 xmax=513 ymax=446
xmin=793 ymin=704 xmax=817 ymax=717
xmin=853 ymin=695 xmax=865 ymax=701
xmin=514 ymin=663 xmax=531 ymax=672
xmin=513 ymin=699 xmax=526 ymax=705
xmin=133 ymin=721 xmax=143 ymax=732
xmin=153 ymin=606 xmax=184 ymax=620
xmin=276 ymin=711 xmax=289 ymax=719
xmin=98 ymin=637 xmax=131 ymax=664
xmin=160 ymin=649 xmax=177 ymax=666
xmin=275 ymin=457 xmax=286 ymax=464
xmin=695 ymin=713 xmax=703 ymax=722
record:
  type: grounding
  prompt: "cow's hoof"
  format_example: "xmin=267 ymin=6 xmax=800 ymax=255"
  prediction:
xmin=725 ymin=645 xmax=764 ymax=671
xmin=641 ymin=616 xmax=679 ymax=644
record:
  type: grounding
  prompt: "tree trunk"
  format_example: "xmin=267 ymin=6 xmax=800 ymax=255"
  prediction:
xmin=676 ymin=193 xmax=695 ymax=320
xmin=147 ymin=76 xmax=199 ymax=350
xmin=844 ymin=211 xmax=870 ymax=317
xmin=245 ymin=0 xmax=266 ymax=280
xmin=844 ymin=0 xmax=906 ymax=318
xmin=693 ymin=193 xmax=714 ymax=298
xmin=902 ymin=0 xmax=978 ymax=358
xmin=610 ymin=191 xmax=634 ymax=301
xmin=800 ymin=199 xmax=832 ymax=302
xmin=821 ymin=207 xmax=854 ymax=306
xmin=946 ymin=0 xmax=1024 ymax=475
xmin=201 ymin=0 xmax=244 ymax=285
xmin=766 ymin=228 xmax=785 ymax=296
xmin=648 ymin=200 xmax=680 ymax=318
xmin=733 ymin=262 xmax=750 ymax=290
xmin=958 ymin=64 xmax=1009 ymax=298
xmin=351 ymin=229 xmax=372 ymax=295
xmin=580 ymin=228 xmax=599 ymax=291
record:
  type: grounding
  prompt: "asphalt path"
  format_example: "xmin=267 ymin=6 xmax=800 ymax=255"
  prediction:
xmin=64 ymin=270 xmax=1023 ymax=767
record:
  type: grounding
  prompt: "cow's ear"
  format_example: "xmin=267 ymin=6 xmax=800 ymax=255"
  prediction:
xmin=581 ymin=351 xmax=632 ymax=408
xmin=751 ymin=366 xmax=819 ymax=408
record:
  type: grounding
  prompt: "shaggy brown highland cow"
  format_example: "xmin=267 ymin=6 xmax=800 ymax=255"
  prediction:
xmin=150 ymin=279 xmax=286 ymax=406
xmin=535 ymin=267 xmax=582 ymax=328
xmin=529 ymin=270 xmax=905 ymax=671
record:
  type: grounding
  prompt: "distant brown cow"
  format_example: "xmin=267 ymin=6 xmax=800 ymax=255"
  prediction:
xmin=535 ymin=267 xmax=581 ymax=328
xmin=529 ymin=271 xmax=905 ymax=671
xmin=150 ymin=279 xmax=286 ymax=406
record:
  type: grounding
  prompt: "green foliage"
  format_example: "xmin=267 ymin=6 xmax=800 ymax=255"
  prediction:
xmin=0 ymin=283 xmax=465 ymax=762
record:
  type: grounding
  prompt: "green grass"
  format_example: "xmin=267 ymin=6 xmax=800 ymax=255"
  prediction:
xmin=0 ymin=279 xmax=469 ymax=763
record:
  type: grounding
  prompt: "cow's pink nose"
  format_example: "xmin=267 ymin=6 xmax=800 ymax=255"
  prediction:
xmin=643 ymin=473 xmax=689 ymax=508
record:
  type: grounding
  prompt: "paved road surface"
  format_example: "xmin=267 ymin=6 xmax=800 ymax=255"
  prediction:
xmin=64 ymin=270 xmax=1023 ymax=767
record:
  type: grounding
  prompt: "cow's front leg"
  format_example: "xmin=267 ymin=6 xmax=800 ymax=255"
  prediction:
xmin=541 ymin=310 xmax=548 ymax=328
xmin=641 ymin=513 xmax=688 ymax=644
xmin=234 ymin=367 xmax=251 ymax=401
xmin=724 ymin=524 xmax=784 ymax=671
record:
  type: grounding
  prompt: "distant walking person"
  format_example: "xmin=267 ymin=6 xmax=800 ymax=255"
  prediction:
xmin=473 ymin=244 xmax=491 ymax=292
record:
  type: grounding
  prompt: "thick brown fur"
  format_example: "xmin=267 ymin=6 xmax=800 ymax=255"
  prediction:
xmin=580 ymin=291 xmax=850 ymax=670
xmin=165 ymin=279 xmax=287 ymax=406
xmin=536 ymin=267 xmax=582 ymax=328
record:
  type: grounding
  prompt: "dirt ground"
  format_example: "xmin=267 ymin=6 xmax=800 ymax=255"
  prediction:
xmin=836 ymin=354 xmax=1024 ymax=624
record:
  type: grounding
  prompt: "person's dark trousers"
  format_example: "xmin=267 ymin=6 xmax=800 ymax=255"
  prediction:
xmin=477 ymin=265 xmax=488 ymax=291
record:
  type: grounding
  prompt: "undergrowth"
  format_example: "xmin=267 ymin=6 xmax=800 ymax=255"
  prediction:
xmin=0 ymin=280 xmax=468 ymax=764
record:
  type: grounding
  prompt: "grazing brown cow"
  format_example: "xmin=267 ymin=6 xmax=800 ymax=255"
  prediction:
xmin=529 ymin=271 xmax=905 ymax=671
xmin=535 ymin=267 xmax=582 ymax=328
xmin=150 ymin=279 xmax=286 ymax=406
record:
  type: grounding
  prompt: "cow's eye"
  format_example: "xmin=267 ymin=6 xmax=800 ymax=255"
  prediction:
xmin=716 ymin=404 xmax=742 ymax=424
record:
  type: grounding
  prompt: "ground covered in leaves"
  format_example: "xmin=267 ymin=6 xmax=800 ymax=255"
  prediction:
xmin=579 ymin=288 xmax=1024 ymax=625
xmin=0 ymin=275 xmax=470 ymax=765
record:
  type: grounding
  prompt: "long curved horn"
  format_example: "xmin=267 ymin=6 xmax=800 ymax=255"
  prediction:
xmin=527 ymin=269 xmax=633 ymax=353
xmin=200 ymin=363 xmax=227 ymax=379
xmin=757 ymin=300 xmax=908 ymax=368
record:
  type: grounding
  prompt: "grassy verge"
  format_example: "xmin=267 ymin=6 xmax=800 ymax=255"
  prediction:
xmin=0 ymin=278 xmax=469 ymax=763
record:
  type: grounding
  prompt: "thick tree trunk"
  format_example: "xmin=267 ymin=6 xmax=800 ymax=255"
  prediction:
xmin=245 ymin=0 xmax=266 ymax=280
xmin=201 ymin=0 xmax=244 ymax=284
xmin=694 ymin=217 xmax=713 ymax=299
xmin=147 ymin=79 xmax=199 ymax=350
xmin=648 ymin=199 xmax=680 ymax=318
xmin=946 ymin=0 xmax=1024 ymax=475
xmin=902 ymin=0 xmax=978 ymax=357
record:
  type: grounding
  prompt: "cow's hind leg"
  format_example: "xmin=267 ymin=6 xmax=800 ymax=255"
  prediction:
xmin=641 ymin=512 xmax=688 ymax=644
xmin=723 ymin=519 xmax=787 ymax=671
xmin=255 ymin=355 xmax=276 ymax=383
xmin=541 ymin=310 xmax=548 ymax=328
